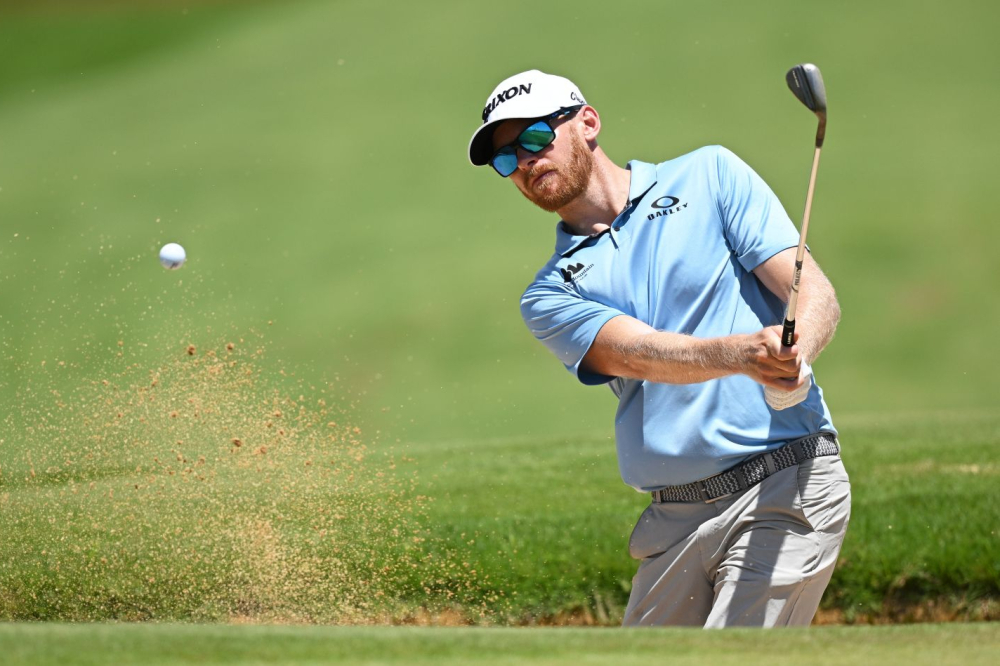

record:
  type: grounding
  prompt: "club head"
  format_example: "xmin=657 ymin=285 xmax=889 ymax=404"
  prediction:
xmin=786 ymin=63 xmax=827 ymax=147
xmin=786 ymin=64 xmax=827 ymax=115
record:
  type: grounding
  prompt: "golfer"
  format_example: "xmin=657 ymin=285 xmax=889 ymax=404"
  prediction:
xmin=467 ymin=70 xmax=850 ymax=628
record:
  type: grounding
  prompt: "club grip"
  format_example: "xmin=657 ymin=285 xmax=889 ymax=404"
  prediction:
xmin=781 ymin=318 xmax=796 ymax=348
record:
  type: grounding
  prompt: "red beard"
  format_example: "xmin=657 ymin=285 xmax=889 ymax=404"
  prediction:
xmin=520 ymin=130 xmax=594 ymax=212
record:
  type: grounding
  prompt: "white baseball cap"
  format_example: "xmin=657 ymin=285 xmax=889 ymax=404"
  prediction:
xmin=467 ymin=69 xmax=587 ymax=166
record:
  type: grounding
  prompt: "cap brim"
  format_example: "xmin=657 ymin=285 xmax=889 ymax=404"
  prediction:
xmin=468 ymin=97 xmax=571 ymax=166
xmin=468 ymin=119 xmax=504 ymax=166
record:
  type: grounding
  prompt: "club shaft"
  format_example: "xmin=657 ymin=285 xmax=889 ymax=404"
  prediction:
xmin=781 ymin=145 xmax=823 ymax=348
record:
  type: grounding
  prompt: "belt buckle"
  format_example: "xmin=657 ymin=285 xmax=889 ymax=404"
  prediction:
xmin=698 ymin=480 xmax=733 ymax=504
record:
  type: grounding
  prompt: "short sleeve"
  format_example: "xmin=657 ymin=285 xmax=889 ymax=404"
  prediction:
xmin=714 ymin=146 xmax=800 ymax=271
xmin=520 ymin=279 xmax=623 ymax=385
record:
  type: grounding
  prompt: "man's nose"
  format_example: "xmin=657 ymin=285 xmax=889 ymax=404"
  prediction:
xmin=516 ymin=147 xmax=539 ymax=171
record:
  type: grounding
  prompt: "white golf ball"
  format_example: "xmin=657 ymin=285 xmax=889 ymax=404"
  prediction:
xmin=159 ymin=243 xmax=186 ymax=270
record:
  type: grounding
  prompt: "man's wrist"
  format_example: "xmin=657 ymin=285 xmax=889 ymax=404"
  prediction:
xmin=699 ymin=334 xmax=748 ymax=377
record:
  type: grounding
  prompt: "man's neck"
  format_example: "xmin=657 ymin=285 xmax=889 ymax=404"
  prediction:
xmin=557 ymin=150 xmax=631 ymax=237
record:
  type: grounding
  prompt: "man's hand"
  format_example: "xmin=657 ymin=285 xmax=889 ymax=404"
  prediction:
xmin=740 ymin=326 xmax=806 ymax=392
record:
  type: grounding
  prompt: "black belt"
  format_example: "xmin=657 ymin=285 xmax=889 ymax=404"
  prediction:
xmin=651 ymin=433 xmax=840 ymax=504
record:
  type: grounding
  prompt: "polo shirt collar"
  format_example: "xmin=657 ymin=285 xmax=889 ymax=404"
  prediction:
xmin=554 ymin=160 xmax=659 ymax=257
xmin=625 ymin=159 xmax=658 ymax=203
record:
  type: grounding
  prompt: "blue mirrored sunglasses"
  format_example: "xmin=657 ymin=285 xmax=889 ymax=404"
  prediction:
xmin=489 ymin=105 xmax=583 ymax=177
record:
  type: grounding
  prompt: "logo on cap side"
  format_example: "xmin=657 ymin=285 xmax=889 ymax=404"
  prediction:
xmin=482 ymin=83 xmax=533 ymax=122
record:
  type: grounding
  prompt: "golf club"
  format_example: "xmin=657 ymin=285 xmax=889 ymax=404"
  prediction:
xmin=781 ymin=63 xmax=827 ymax=348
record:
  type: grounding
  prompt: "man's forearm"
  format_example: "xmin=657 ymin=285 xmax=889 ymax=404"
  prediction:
xmin=788 ymin=259 xmax=840 ymax=364
xmin=610 ymin=329 xmax=748 ymax=384
xmin=584 ymin=315 xmax=802 ymax=388
xmin=754 ymin=249 xmax=841 ymax=365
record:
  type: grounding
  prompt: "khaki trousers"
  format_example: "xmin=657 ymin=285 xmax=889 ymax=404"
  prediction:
xmin=622 ymin=454 xmax=851 ymax=628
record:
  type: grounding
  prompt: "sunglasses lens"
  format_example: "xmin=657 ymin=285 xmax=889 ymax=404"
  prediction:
xmin=489 ymin=121 xmax=557 ymax=177
xmin=491 ymin=147 xmax=519 ymax=177
xmin=518 ymin=122 xmax=555 ymax=152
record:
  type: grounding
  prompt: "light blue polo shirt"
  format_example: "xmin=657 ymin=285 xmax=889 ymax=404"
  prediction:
xmin=520 ymin=146 xmax=836 ymax=491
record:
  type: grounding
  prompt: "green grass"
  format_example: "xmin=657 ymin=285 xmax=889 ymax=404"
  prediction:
xmin=1 ymin=0 xmax=999 ymax=628
xmin=3 ymin=386 xmax=998 ymax=622
xmin=359 ymin=411 xmax=1000 ymax=623
xmin=2 ymin=623 xmax=999 ymax=666
xmin=0 ymin=2 xmax=261 ymax=101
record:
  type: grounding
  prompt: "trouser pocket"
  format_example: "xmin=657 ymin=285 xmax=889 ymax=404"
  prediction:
xmin=795 ymin=455 xmax=851 ymax=535
xmin=628 ymin=501 xmax=712 ymax=560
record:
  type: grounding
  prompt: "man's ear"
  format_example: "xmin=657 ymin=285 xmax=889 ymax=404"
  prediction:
xmin=578 ymin=105 xmax=601 ymax=144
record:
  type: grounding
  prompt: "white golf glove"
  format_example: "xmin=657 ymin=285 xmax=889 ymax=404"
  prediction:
xmin=764 ymin=362 xmax=813 ymax=411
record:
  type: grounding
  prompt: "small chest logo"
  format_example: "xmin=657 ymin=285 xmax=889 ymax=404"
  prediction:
xmin=647 ymin=195 xmax=689 ymax=220
xmin=559 ymin=262 xmax=593 ymax=283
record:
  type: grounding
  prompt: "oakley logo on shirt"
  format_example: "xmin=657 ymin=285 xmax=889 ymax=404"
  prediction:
xmin=647 ymin=194 xmax=689 ymax=220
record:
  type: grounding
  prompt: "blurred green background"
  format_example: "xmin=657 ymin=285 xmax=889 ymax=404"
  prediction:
xmin=1 ymin=0 xmax=998 ymax=624
xmin=3 ymin=0 xmax=997 ymax=440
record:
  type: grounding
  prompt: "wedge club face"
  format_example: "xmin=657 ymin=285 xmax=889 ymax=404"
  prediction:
xmin=786 ymin=64 xmax=826 ymax=113
xmin=786 ymin=63 xmax=827 ymax=146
